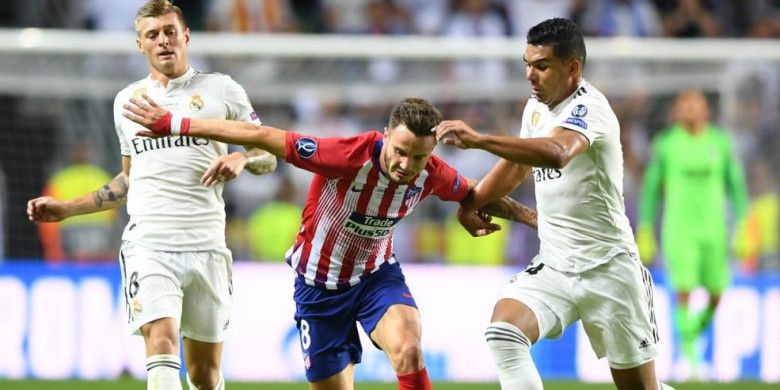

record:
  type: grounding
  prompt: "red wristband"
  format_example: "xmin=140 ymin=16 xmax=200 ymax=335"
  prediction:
xmin=180 ymin=117 xmax=191 ymax=136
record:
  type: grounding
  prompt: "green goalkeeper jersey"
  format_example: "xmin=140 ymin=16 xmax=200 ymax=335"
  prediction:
xmin=639 ymin=123 xmax=748 ymax=238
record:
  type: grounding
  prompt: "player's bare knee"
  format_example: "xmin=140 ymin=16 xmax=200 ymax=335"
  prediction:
xmin=187 ymin=365 xmax=221 ymax=390
xmin=389 ymin=340 xmax=424 ymax=373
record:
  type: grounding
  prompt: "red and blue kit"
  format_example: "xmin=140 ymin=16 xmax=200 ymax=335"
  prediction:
xmin=282 ymin=130 xmax=468 ymax=382
xmin=283 ymin=130 xmax=468 ymax=290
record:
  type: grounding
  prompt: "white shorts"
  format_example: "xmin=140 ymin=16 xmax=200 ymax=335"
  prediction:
xmin=118 ymin=241 xmax=233 ymax=343
xmin=499 ymin=253 xmax=658 ymax=369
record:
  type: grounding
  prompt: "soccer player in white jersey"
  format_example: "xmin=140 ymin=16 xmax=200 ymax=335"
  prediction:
xmin=123 ymin=96 xmax=537 ymax=390
xmin=26 ymin=1 xmax=276 ymax=389
xmin=433 ymin=18 xmax=674 ymax=390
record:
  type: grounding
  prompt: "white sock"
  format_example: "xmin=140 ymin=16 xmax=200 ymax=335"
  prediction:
xmin=186 ymin=372 xmax=225 ymax=390
xmin=146 ymin=354 xmax=183 ymax=390
xmin=485 ymin=322 xmax=543 ymax=390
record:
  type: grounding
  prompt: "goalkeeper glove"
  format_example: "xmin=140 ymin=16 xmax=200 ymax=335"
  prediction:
xmin=636 ymin=224 xmax=657 ymax=265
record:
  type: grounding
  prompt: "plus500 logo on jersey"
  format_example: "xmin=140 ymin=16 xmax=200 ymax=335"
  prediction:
xmin=343 ymin=212 xmax=399 ymax=237
xmin=295 ymin=137 xmax=317 ymax=159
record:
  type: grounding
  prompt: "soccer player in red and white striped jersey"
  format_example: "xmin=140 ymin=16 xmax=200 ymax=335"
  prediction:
xmin=126 ymin=96 xmax=536 ymax=390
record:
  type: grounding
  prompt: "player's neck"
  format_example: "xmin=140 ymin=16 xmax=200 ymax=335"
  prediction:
xmin=150 ymin=63 xmax=189 ymax=87
xmin=547 ymin=78 xmax=581 ymax=110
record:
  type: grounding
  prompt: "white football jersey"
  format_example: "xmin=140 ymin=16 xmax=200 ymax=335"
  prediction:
xmin=520 ymin=79 xmax=637 ymax=273
xmin=113 ymin=67 xmax=260 ymax=251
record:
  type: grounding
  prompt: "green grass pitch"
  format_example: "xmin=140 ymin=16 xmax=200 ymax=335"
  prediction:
xmin=1 ymin=380 xmax=777 ymax=389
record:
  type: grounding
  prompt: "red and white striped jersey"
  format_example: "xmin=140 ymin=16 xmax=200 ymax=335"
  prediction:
xmin=283 ymin=131 xmax=469 ymax=289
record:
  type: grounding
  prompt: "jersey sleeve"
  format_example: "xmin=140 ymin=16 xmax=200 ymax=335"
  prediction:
xmin=284 ymin=132 xmax=371 ymax=179
xmin=557 ymin=94 xmax=611 ymax=145
xmin=113 ymin=92 xmax=131 ymax=156
xmin=424 ymin=154 xmax=470 ymax=202
xmin=223 ymin=76 xmax=261 ymax=125
xmin=518 ymin=100 xmax=534 ymax=139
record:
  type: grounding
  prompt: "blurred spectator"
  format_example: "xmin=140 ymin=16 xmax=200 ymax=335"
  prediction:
xmin=15 ymin=0 xmax=90 ymax=28
xmin=206 ymin=0 xmax=294 ymax=32
xmin=288 ymin=0 xmax=326 ymax=32
xmin=247 ymin=174 xmax=302 ymax=261
xmin=443 ymin=0 xmax=509 ymax=84
xmin=86 ymin=0 xmax=145 ymax=30
xmin=396 ymin=0 xmax=449 ymax=34
xmin=740 ymin=159 xmax=779 ymax=272
xmin=501 ymin=0 xmax=574 ymax=36
xmin=578 ymin=0 xmax=662 ymax=37
xmin=322 ymin=0 xmax=368 ymax=33
xmin=38 ymin=145 xmax=118 ymax=262
xmin=654 ymin=0 xmax=720 ymax=37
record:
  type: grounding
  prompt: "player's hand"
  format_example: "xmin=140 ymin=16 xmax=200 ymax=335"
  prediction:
xmin=27 ymin=196 xmax=70 ymax=223
xmin=432 ymin=120 xmax=483 ymax=149
xmin=201 ymin=152 xmax=247 ymax=186
xmin=457 ymin=206 xmax=501 ymax=237
xmin=636 ymin=224 xmax=657 ymax=265
xmin=123 ymin=94 xmax=186 ymax=137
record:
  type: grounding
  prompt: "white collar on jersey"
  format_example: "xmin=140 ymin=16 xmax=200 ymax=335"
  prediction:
xmin=148 ymin=66 xmax=196 ymax=89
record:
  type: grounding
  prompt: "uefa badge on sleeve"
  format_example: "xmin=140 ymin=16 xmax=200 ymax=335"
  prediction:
xmin=295 ymin=137 xmax=317 ymax=159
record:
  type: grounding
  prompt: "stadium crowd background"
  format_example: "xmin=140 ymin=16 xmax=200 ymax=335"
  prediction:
xmin=0 ymin=0 xmax=777 ymax=273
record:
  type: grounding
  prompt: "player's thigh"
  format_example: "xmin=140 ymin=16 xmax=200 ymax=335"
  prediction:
xmin=579 ymin=253 xmax=658 ymax=369
xmin=701 ymin=238 xmax=730 ymax=293
xmin=496 ymin=259 xmax=578 ymax=343
xmin=356 ymin=262 xmax=419 ymax=346
xmin=661 ymin=233 xmax=700 ymax=291
xmin=180 ymin=248 xmax=233 ymax=343
xmin=369 ymin=304 xmax=422 ymax=353
xmin=294 ymin=279 xmax=362 ymax=383
xmin=119 ymin=241 xmax=184 ymax=337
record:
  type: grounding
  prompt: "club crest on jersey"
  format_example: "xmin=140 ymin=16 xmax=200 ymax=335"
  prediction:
xmin=189 ymin=95 xmax=205 ymax=112
xmin=132 ymin=87 xmax=147 ymax=99
xmin=295 ymin=137 xmax=317 ymax=159
xmin=571 ymin=104 xmax=588 ymax=117
xmin=403 ymin=185 xmax=422 ymax=202
xmin=344 ymin=212 xmax=399 ymax=238
xmin=531 ymin=112 xmax=540 ymax=126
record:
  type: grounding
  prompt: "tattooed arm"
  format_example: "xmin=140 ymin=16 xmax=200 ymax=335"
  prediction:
xmin=27 ymin=156 xmax=130 ymax=223
xmin=480 ymin=196 xmax=537 ymax=230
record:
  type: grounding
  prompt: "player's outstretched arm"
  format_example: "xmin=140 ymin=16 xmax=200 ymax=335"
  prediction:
xmin=123 ymin=94 xmax=286 ymax=157
xmin=434 ymin=121 xmax=588 ymax=169
xmin=27 ymin=162 xmax=130 ymax=223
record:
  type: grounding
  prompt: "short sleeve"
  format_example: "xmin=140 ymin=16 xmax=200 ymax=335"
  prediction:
xmin=113 ymin=92 xmax=131 ymax=156
xmin=424 ymin=155 xmax=469 ymax=202
xmin=557 ymin=94 xmax=612 ymax=145
xmin=224 ymin=76 xmax=261 ymax=125
xmin=519 ymin=100 xmax=534 ymax=139
xmin=284 ymin=131 xmax=374 ymax=179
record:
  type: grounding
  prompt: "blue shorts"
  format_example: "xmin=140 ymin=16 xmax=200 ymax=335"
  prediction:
xmin=293 ymin=262 xmax=417 ymax=382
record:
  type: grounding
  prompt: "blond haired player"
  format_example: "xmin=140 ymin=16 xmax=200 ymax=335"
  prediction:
xmin=26 ymin=1 xmax=275 ymax=389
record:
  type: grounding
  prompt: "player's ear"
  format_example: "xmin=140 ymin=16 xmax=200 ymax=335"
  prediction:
xmin=184 ymin=27 xmax=191 ymax=45
xmin=383 ymin=126 xmax=389 ymax=139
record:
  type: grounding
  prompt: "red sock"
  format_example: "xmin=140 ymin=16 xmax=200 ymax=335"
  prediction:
xmin=397 ymin=367 xmax=432 ymax=390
